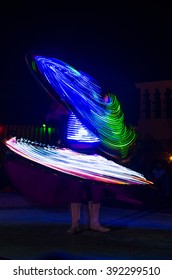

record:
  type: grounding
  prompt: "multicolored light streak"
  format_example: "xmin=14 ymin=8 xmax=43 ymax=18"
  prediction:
xmin=6 ymin=137 xmax=153 ymax=185
xmin=5 ymin=54 xmax=153 ymax=188
xmin=28 ymin=55 xmax=136 ymax=159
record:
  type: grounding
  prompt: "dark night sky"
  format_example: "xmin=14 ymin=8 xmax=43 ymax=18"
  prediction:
xmin=1 ymin=2 xmax=172 ymax=125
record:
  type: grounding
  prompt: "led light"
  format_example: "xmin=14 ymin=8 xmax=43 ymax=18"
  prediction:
xmin=5 ymin=54 xmax=153 ymax=188
xmin=6 ymin=137 xmax=153 ymax=185
xmin=29 ymin=55 xmax=136 ymax=159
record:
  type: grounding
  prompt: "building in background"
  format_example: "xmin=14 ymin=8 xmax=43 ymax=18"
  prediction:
xmin=135 ymin=80 xmax=172 ymax=164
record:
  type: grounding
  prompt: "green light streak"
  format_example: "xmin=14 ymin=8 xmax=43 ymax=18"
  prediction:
xmin=93 ymin=93 xmax=136 ymax=159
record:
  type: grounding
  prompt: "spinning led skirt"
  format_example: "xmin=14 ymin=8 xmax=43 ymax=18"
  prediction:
xmin=6 ymin=137 xmax=152 ymax=185
xmin=27 ymin=55 xmax=136 ymax=159
xmin=4 ymin=54 xmax=153 ymax=190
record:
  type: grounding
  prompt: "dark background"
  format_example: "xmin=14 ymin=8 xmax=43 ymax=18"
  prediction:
xmin=1 ymin=2 xmax=172 ymax=125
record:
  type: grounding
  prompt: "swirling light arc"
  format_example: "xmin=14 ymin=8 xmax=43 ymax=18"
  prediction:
xmin=5 ymin=54 xmax=153 ymax=187
xmin=27 ymin=55 xmax=136 ymax=159
xmin=6 ymin=137 xmax=153 ymax=186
